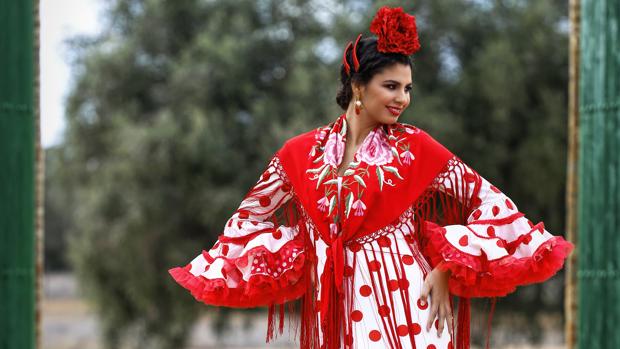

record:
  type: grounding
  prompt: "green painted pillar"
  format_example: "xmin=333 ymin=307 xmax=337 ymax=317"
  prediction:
xmin=0 ymin=0 xmax=36 ymax=348
xmin=578 ymin=0 xmax=620 ymax=348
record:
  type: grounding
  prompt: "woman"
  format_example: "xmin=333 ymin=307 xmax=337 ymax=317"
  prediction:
xmin=169 ymin=6 xmax=573 ymax=349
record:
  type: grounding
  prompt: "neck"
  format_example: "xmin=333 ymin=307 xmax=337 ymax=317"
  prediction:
xmin=344 ymin=107 xmax=379 ymax=146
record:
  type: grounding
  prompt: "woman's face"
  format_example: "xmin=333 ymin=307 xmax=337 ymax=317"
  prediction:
xmin=355 ymin=63 xmax=412 ymax=125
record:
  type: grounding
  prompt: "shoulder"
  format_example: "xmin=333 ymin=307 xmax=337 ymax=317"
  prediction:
xmin=392 ymin=121 xmax=453 ymax=158
xmin=391 ymin=122 xmax=435 ymax=143
xmin=277 ymin=124 xmax=327 ymax=160
xmin=282 ymin=128 xmax=320 ymax=148
xmin=391 ymin=122 xmax=423 ymax=136
xmin=276 ymin=124 xmax=330 ymax=177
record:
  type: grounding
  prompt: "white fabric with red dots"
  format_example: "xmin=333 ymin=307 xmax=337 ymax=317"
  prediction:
xmin=434 ymin=157 xmax=552 ymax=261
xmin=174 ymin=153 xmax=571 ymax=348
xmin=192 ymin=155 xmax=304 ymax=284
xmin=319 ymin=230 xmax=453 ymax=348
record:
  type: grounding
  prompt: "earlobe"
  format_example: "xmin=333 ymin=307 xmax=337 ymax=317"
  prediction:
xmin=351 ymin=82 xmax=363 ymax=94
xmin=354 ymin=91 xmax=364 ymax=115
xmin=351 ymin=84 xmax=365 ymax=101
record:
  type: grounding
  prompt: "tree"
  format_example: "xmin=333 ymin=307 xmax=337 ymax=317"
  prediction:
xmin=57 ymin=0 xmax=359 ymax=347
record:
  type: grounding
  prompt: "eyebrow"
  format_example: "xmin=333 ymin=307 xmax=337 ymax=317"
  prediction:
xmin=382 ymin=79 xmax=413 ymax=85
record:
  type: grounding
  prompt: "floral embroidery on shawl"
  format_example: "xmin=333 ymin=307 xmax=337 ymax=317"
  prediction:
xmin=306 ymin=114 xmax=419 ymax=221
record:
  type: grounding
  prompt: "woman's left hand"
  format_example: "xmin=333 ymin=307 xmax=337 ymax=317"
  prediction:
xmin=419 ymin=262 xmax=453 ymax=339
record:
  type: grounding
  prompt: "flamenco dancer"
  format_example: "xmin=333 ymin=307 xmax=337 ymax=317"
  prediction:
xmin=169 ymin=6 xmax=574 ymax=349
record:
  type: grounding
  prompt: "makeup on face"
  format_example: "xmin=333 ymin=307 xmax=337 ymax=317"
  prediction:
xmin=360 ymin=64 xmax=413 ymax=124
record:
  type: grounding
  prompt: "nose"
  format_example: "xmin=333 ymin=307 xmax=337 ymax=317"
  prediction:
xmin=394 ymin=89 xmax=408 ymax=105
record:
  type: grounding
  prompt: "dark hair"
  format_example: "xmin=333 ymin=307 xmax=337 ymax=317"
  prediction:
xmin=336 ymin=36 xmax=413 ymax=110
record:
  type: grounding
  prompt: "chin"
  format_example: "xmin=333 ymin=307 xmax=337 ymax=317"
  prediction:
xmin=368 ymin=111 xmax=400 ymax=125
xmin=381 ymin=115 xmax=400 ymax=125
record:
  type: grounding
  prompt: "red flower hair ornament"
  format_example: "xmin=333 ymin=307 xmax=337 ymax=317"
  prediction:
xmin=343 ymin=6 xmax=421 ymax=75
xmin=370 ymin=6 xmax=420 ymax=55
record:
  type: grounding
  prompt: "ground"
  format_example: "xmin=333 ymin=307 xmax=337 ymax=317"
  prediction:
xmin=42 ymin=273 xmax=565 ymax=349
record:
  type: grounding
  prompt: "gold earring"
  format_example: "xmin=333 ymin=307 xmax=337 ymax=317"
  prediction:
xmin=354 ymin=94 xmax=363 ymax=115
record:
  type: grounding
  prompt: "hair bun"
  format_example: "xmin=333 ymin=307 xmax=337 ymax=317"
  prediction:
xmin=369 ymin=6 xmax=420 ymax=56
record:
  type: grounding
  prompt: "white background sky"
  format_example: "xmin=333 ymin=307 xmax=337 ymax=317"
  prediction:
xmin=40 ymin=0 xmax=103 ymax=148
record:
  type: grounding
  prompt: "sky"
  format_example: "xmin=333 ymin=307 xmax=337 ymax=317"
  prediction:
xmin=40 ymin=0 xmax=103 ymax=148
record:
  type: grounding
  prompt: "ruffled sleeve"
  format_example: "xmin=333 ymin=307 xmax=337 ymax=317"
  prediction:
xmin=421 ymin=156 xmax=574 ymax=298
xmin=168 ymin=155 xmax=308 ymax=307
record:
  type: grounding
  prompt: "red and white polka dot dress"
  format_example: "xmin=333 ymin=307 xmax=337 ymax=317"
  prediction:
xmin=308 ymin=178 xmax=452 ymax=348
xmin=318 ymin=231 xmax=453 ymax=348
xmin=169 ymin=121 xmax=573 ymax=349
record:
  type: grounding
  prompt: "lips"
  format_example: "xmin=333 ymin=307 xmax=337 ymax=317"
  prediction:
xmin=386 ymin=106 xmax=402 ymax=116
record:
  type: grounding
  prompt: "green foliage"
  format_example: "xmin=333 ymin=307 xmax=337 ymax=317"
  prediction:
xmin=405 ymin=0 xmax=568 ymax=233
xmin=55 ymin=0 xmax=359 ymax=347
xmin=45 ymin=0 xmax=569 ymax=347
xmin=44 ymin=146 xmax=74 ymax=271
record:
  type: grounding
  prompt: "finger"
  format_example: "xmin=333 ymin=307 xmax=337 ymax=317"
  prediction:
xmin=446 ymin=306 xmax=454 ymax=340
xmin=437 ymin=306 xmax=445 ymax=337
xmin=420 ymin=277 xmax=431 ymax=301
xmin=427 ymin=301 xmax=438 ymax=332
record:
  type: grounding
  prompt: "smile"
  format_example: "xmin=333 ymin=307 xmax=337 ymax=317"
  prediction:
xmin=386 ymin=106 xmax=401 ymax=116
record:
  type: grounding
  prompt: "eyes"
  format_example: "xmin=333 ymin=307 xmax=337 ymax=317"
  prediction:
xmin=384 ymin=83 xmax=413 ymax=93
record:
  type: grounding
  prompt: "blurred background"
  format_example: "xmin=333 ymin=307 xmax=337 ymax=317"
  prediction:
xmin=40 ymin=0 xmax=571 ymax=348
